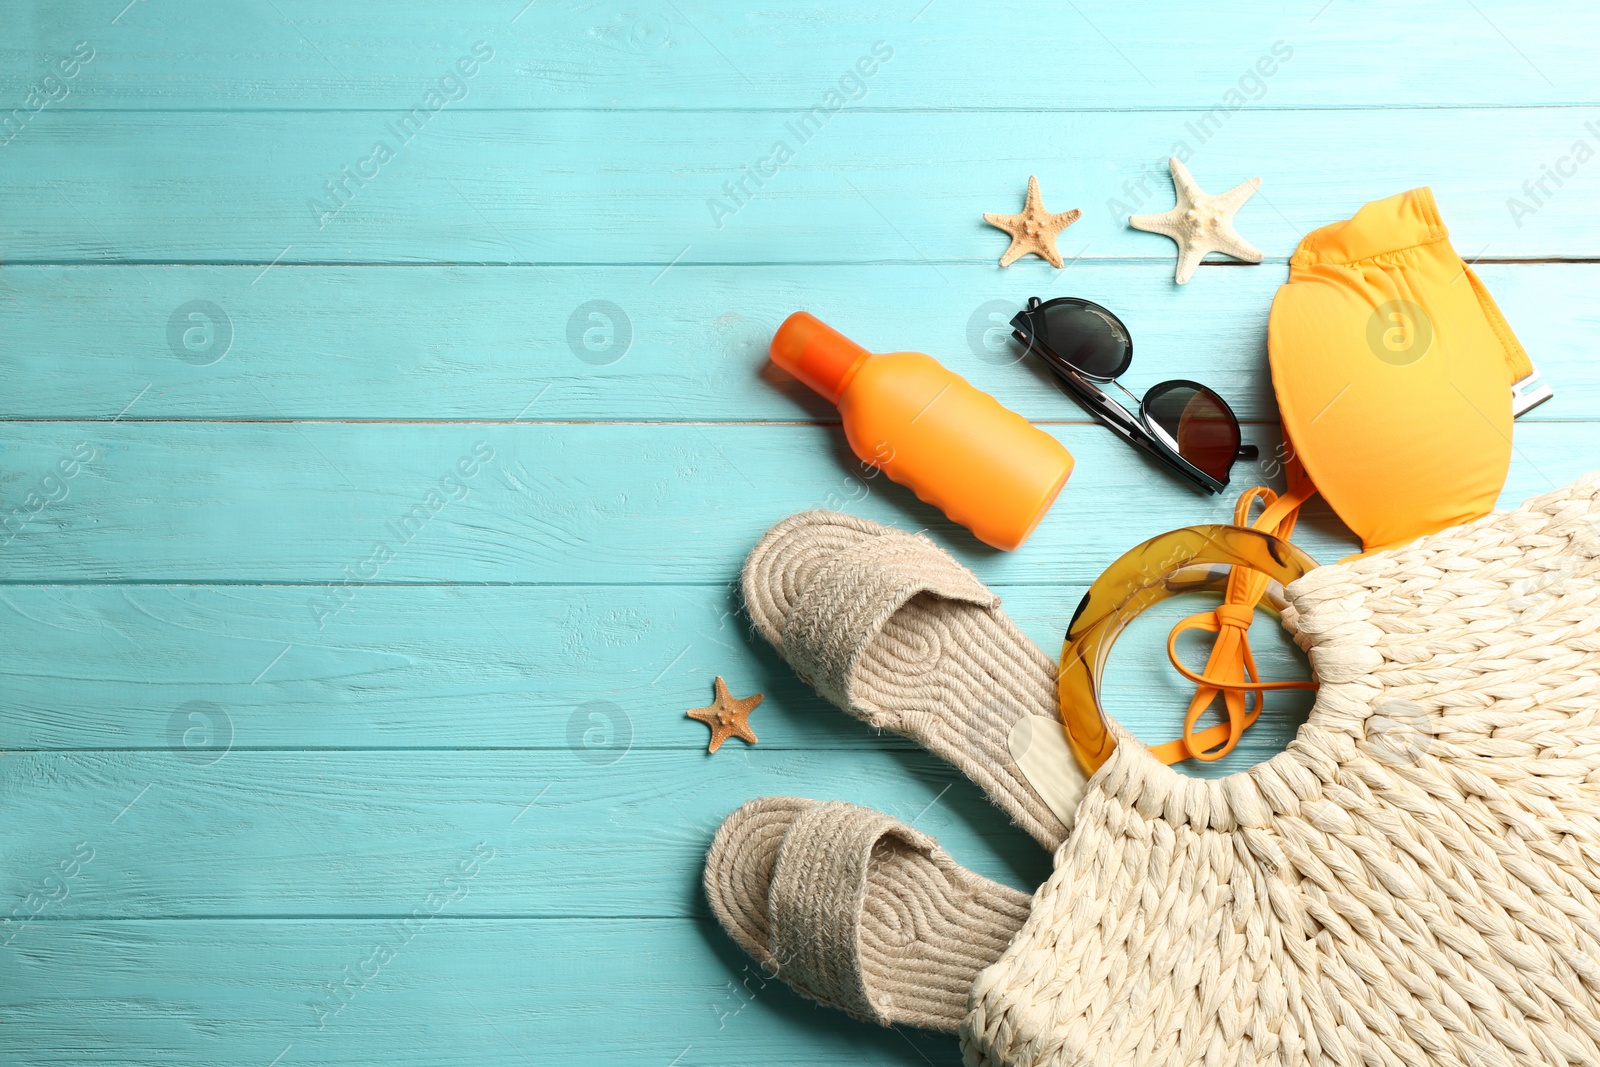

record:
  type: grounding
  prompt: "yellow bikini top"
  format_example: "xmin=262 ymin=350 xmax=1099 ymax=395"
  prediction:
xmin=1274 ymin=186 xmax=1541 ymax=554
xmin=1142 ymin=188 xmax=1545 ymax=766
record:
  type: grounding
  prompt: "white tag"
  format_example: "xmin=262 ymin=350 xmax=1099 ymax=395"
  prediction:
xmin=1009 ymin=714 xmax=1089 ymax=830
xmin=1512 ymin=365 xmax=1554 ymax=417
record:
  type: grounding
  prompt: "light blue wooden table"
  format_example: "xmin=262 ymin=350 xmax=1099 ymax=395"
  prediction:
xmin=3 ymin=2 xmax=1597 ymax=1063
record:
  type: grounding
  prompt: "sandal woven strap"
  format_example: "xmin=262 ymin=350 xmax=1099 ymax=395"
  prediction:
xmin=767 ymin=801 xmax=937 ymax=1025
xmin=780 ymin=531 xmax=998 ymax=708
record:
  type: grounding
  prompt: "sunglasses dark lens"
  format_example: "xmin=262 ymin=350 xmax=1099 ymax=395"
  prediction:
xmin=1142 ymin=382 xmax=1240 ymax=482
xmin=1032 ymin=301 xmax=1131 ymax=380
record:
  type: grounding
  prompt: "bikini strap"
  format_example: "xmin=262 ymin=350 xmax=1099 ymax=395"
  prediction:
xmin=1151 ymin=460 xmax=1318 ymax=765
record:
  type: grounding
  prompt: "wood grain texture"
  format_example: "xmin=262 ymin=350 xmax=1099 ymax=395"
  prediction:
xmin=0 ymin=584 xmax=1313 ymax=760
xmin=0 ymin=919 xmax=964 ymax=1066
xmin=2 ymin=0 xmax=1591 ymax=110
xmin=9 ymin=418 xmax=1598 ymax=585
xmin=0 ymin=418 xmax=1364 ymax=584
xmin=0 ymin=262 xmax=1592 ymax=422
xmin=4 ymin=109 xmax=1596 ymax=264
xmin=0 ymin=748 xmax=1058 ymax=919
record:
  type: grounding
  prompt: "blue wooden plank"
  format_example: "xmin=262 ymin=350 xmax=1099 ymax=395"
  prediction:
xmin=0 ymin=262 xmax=1587 ymax=422
xmin=3 ymin=419 xmax=1587 ymax=586
xmin=0 ymin=585 xmax=1308 ymax=757
xmin=0 ymin=919 xmax=965 ymax=1066
xmin=0 ymin=747 xmax=1055 ymax=919
xmin=4 ymin=109 xmax=1598 ymax=263
xmin=0 ymin=419 xmax=1373 ymax=584
xmin=3 ymin=0 xmax=1592 ymax=110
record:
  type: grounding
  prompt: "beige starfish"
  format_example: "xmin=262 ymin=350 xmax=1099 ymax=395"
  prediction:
xmin=983 ymin=175 xmax=1082 ymax=268
xmin=686 ymin=676 xmax=762 ymax=754
xmin=1129 ymin=158 xmax=1263 ymax=284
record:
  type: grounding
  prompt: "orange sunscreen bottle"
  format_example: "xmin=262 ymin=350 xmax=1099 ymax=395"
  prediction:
xmin=770 ymin=312 xmax=1073 ymax=551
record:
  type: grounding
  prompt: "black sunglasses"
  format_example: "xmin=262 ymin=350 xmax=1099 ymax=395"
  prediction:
xmin=1010 ymin=296 xmax=1256 ymax=494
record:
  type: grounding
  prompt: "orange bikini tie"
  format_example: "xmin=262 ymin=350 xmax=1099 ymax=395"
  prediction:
xmin=1149 ymin=460 xmax=1319 ymax=765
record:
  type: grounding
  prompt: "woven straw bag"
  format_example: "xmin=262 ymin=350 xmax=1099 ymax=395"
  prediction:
xmin=962 ymin=474 xmax=1600 ymax=1067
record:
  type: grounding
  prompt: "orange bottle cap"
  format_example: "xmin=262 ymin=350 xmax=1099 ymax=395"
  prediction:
xmin=770 ymin=312 xmax=870 ymax=405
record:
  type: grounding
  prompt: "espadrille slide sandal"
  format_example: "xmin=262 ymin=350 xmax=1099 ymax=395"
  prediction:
xmin=703 ymin=796 xmax=1031 ymax=1033
xmin=742 ymin=511 xmax=1083 ymax=848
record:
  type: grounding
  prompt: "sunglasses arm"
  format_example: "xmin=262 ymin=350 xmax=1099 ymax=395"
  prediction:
xmin=1043 ymin=361 xmax=1228 ymax=494
xmin=1030 ymin=353 xmax=1197 ymax=471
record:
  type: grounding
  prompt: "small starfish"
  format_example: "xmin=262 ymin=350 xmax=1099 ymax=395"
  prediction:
xmin=983 ymin=175 xmax=1082 ymax=268
xmin=686 ymin=676 xmax=762 ymax=754
xmin=1129 ymin=158 xmax=1263 ymax=285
